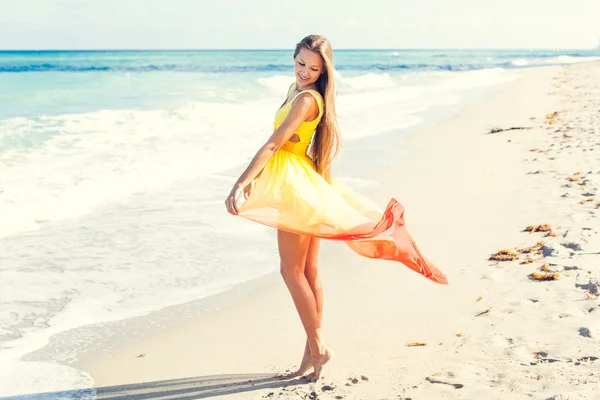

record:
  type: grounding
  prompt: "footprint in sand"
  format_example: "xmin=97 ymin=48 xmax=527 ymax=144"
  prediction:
xmin=578 ymin=327 xmax=592 ymax=338
xmin=425 ymin=376 xmax=464 ymax=389
xmin=575 ymin=356 xmax=598 ymax=365
xmin=561 ymin=241 xmax=583 ymax=251
xmin=575 ymin=280 xmax=600 ymax=296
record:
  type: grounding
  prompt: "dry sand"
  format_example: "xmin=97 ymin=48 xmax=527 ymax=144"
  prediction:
xmin=71 ymin=62 xmax=600 ymax=400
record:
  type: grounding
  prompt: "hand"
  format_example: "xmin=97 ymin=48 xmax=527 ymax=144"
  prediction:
xmin=225 ymin=184 xmax=243 ymax=216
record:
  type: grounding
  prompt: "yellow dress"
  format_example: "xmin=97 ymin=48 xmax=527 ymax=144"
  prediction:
xmin=238 ymin=84 xmax=447 ymax=284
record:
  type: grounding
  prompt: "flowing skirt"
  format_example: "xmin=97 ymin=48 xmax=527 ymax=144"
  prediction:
xmin=238 ymin=149 xmax=448 ymax=285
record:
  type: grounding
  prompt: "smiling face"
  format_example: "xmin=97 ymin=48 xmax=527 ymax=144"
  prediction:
xmin=294 ymin=47 xmax=324 ymax=89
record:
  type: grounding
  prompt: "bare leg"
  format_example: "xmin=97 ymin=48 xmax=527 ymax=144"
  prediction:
xmin=295 ymin=237 xmax=324 ymax=376
xmin=278 ymin=231 xmax=330 ymax=379
xmin=292 ymin=340 xmax=312 ymax=377
xmin=305 ymin=237 xmax=323 ymax=322
xmin=304 ymin=237 xmax=332 ymax=381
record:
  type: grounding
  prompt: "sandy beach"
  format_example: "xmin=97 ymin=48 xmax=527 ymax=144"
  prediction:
xmin=28 ymin=61 xmax=600 ymax=399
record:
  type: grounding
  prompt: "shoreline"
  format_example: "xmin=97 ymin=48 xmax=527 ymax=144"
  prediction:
xmin=0 ymin=63 xmax=527 ymax=397
xmin=14 ymin=61 xmax=600 ymax=399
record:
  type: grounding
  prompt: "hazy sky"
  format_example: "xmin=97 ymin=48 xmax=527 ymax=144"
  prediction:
xmin=2 ymin=0 xmax=599 ymax=50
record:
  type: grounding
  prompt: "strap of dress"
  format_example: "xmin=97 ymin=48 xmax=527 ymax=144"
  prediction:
xmin=286 ymin=83 xmax=295 ymax=97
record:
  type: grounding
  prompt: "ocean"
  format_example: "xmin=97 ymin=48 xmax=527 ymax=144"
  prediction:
xmin=1 ymin=48 xmax=599 ymax=397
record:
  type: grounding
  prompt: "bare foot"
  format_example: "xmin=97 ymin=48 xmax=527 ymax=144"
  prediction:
xmin=294 ymin=340 xmax=313 ymax=376
xmin=306 ymin=347 xmax=333 ymax=382
xmin=279 ymin=341 xmax=313 ymax=379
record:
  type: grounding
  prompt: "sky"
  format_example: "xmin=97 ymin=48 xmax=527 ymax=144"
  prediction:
xmin=1 ymin=0 xmax=599 ymax=50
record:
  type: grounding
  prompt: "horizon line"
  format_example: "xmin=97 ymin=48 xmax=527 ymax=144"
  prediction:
xmin=0 ymin=47 xmax=596 ymax=52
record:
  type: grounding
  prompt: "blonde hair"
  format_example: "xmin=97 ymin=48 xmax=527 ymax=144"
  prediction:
xmin=294 ymin=34 xmax=341 ymax=182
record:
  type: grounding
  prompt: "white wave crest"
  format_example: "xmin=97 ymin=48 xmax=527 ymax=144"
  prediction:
xmin=256 ymin=75 xmax=293 ymax=94
xmin=545 ymin=55 xmax=600 ymax=64
xmin=511 ymin=59 xmax=529 ymax=66
xmin=338 ymin=73 xmax=397 ymax=90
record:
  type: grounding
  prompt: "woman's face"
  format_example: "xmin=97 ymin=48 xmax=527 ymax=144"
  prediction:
xmin=294 ymin=47 xmax=324 ymax=88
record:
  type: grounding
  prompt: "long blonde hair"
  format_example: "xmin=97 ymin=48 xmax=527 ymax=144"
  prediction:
xmin=294 ymin=35 xmax=341 ymax=182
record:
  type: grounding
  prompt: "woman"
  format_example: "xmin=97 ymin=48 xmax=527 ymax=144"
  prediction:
xmin=225 ymin=35 xmax=447 ymax=381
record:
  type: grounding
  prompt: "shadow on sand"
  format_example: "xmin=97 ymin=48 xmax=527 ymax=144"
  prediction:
xmin=0 ymin=373 xmax=310 ymax=399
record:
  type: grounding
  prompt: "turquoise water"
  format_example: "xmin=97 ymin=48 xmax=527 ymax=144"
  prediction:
xmin=1 ymin=49 xmax=598 ymax=154
xmin=1 ymin=49 xmax=599 ymax=120
xmin=0 ymin=48 xmax=599 ymax=396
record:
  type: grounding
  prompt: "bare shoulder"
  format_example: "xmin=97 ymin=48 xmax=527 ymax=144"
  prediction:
xmin=292 ymin=92 xmax=320 ymax=114
xmin=295 ymin=92 xmax=318 ymax=106
xmin=287 ymin=92 xmax=320 ymax=122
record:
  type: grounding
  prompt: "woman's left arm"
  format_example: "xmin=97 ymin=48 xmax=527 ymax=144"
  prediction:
xmin=225 ymin=94 xmax=317 ymax=215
